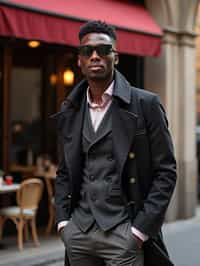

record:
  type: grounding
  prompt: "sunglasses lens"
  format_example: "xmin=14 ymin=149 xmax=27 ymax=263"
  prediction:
xmin=96 ymin=45 xmax=112 ymax=56
xmin=78 ymin=44 xmax=113 ymax=57
xmin=79 ymin=46 xmax=93 ymax=56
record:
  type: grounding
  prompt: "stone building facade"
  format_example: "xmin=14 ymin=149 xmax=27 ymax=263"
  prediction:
xmin=145 ymin=0 xmax=199 ymax=221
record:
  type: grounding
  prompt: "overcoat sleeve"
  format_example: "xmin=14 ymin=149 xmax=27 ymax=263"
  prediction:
xmin=54 ymin=133 xmax=71 ymax=225
xmin=132 ymin=95 xmax=177 ymax=237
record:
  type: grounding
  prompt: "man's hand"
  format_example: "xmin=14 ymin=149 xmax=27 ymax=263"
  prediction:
xmin=59 ymin=226 xmax=65 ymax=234
xmin=131 ymin=226 xmax=147 ymax=248
xmin=58 ymin=221 xmax=69 ymax=233
xmin=131 ymin=233 xmax=143 ymax=249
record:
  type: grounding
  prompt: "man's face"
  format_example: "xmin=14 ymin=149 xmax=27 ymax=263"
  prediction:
xmin=78 ymin=33 xmax=118 ymax=81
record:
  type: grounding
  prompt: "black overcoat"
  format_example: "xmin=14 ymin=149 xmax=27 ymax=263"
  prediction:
xmin=53 ymin=70 xmax=177 ymax=266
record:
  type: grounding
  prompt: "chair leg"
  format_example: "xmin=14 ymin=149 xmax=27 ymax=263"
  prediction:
xmin=17 ymin=218 xmax=24 ymax=251
xmin=30 ymin=217 xmax=40 ymax=247
xmin=24 ymin=221 xmax=29 ymax=241
xmin=46 ymin=206 xmax=54 ymax=235
xmin=0 ymin=216 xmax=6 ymax=240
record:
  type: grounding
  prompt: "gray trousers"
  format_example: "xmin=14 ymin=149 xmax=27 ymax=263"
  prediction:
xmin=61 ymin=219 xmax=144 ymax=266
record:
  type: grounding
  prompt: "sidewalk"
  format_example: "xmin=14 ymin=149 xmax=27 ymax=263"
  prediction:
xmin=163 ymin=206 xmax=200 ymax=266
xmin=0 ymin=208 xmax=200 ymax=266
xmin=0 ymin=233 xmax=64 ymax=266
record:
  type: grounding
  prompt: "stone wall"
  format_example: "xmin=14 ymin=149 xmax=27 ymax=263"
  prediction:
xmin=144 ymin=0 xmax=199 ymax=221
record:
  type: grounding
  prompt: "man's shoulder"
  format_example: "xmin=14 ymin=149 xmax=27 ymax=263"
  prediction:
xmin=128 ymin=86 xmax=162 ymax=119
xmin=115 ymin=70 xmax=158 ymax=104
xmin=130 ymin=86 xmax=158 ymax=103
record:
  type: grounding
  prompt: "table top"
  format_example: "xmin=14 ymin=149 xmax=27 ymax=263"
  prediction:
xmin=0 ymin=183 xmax=20 ymax=193
xmin=9 ymin=163 xmax=57 ymax=179
xmin=10 ymin=164 xmax=36 ymax=173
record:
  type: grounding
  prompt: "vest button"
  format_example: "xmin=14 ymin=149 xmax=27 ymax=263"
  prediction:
xmin=107 ymin=155 xmax=113 ymax=161
xmin=67 ymin=194 xmax=72 ymax=199
xmin=106 ymin=176 xmax=112 ymax=182
xmin=90 ymin=175 xmax=95 ymax=181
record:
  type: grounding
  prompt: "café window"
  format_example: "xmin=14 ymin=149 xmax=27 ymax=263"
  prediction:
xmin=117 ymin=54 xmax=144 ymax=88
xmin=0 ymin=46 xmax=3 ymax=166
xmin=10 ymin=66 xmax=42 ymax=165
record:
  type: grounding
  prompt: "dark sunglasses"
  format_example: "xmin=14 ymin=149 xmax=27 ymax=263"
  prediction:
xmin=78 ymin=44 xmax=116 ymax=57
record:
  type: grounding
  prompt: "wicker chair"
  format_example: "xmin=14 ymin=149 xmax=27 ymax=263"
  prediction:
xmin=0 ymin=178 xmax=43 ymax=251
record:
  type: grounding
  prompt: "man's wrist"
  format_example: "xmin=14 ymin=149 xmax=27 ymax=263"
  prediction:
xmin=131 ymin=226 xmax=148 ymax=242
xmin=58 ymin=221 xmax=68 ymax=232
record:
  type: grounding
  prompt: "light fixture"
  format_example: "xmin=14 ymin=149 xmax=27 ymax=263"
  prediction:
xmin=63 ymin=69 xmax=75 ymax=86
xmin=28 ymin=40 xmax=40 ymax=48
xmin=49 ymin=74 xmax=57 ymax=86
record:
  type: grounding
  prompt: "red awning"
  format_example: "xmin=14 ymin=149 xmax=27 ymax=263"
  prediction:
xmin=0 ymin=0 xmax=162 ymax=56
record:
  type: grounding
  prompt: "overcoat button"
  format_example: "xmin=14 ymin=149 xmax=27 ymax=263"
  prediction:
xmin=107 ymin=155 xmax=113 ymax=161
xmin=129 ymin=178 xmax=136 ymax=184
xmin=129 ymin=152 xmax=135 ymax=159
xmin=67 ymin=194 xmax=72 ymax=199
xmin=90 ymin=175 xmax=95 ymax=181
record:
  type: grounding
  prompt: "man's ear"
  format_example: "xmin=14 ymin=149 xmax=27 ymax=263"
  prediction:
xmin=77 ymin=57 xmax=81 ymax=67
xmin=114 ymin=53 xmax=119 ymax=66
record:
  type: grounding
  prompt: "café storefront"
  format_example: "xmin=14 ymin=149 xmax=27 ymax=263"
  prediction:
xmin=0 ymin=0 xmax=162 ymax=173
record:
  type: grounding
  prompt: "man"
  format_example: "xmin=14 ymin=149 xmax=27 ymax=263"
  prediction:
xmin=54 ymin=20 xmax=176 ymax=266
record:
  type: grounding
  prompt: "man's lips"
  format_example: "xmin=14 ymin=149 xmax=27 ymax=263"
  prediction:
xmin=88 ymin=65 xmax=104 ymax=70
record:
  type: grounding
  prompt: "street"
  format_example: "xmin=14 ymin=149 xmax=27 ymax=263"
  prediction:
xmin=163 ymin=207 xmax=200 ymax=266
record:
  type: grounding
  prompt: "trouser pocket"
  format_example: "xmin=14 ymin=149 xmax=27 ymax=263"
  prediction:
xmin=60 ymin=220 xmax=74 ymax=247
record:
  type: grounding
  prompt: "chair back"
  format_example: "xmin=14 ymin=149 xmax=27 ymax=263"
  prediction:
xmin=17 ymin=178 xmax=43 ymax=211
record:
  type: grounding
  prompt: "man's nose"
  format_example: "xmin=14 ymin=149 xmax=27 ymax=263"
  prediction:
xmin=90 ymin=50 xmax=100 ymax=60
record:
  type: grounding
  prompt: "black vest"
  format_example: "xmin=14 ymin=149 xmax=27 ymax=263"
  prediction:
xmin=72 ymin=103 xmax=128 ymax=232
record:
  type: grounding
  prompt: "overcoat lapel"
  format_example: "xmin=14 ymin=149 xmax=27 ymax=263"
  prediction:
xmin=112 ymin=70 xmax=138 ymax=178
xmin=112 ymin=99 xmax=138 ymax=178
xmin=63 ymin=97 xmax=85 ymax=187
xmin=54 ymin=80 xmax=87 ymax=188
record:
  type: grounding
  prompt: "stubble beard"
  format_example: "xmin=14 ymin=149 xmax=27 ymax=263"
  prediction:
xmin=85 ymin=68 xmax=113 ymax=83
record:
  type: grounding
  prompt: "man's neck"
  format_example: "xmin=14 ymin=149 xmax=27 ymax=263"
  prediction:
xmin=88 ymin=77 xmax=113 ymax=104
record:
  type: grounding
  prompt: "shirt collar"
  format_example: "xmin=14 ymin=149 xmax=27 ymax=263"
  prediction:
xmin=87 ymin=80 xmax=114 ymax=108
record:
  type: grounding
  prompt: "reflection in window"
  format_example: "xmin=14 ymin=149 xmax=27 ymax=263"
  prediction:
xmin=10 ymin=67 xmax=42 ymax=165
xmin=0 ymin=47 xmax=3 ymax=166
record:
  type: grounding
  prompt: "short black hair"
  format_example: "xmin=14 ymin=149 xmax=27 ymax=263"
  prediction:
xmin=79 ymin=20 xmax=117 ymax=42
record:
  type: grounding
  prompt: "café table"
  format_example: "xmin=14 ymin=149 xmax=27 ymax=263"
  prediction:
xmin=0 ymin=183 xmax=20 ymax=249
xmin=0 ymin=183 xmax=20 ymax=194
xmin=9 ymin=164 xmax=36 ymax=179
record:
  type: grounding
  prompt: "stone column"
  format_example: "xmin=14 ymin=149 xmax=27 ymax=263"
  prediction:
xmin=144 ymin=30 xmax=198 ymax=221
xmin=177 ymin=32 xmax=197 ymax=219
